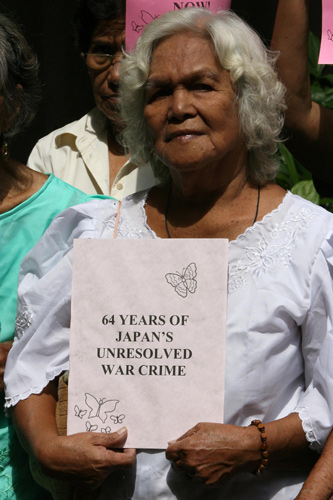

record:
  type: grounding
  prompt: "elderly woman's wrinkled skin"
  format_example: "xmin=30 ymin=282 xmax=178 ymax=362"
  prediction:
xmin=88 ymin=17 xmax=125 ymax=124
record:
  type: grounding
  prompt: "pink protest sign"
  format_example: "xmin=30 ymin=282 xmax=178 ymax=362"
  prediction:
xmin=68 ymin=238 xmax=228 ymax=449
xmin=126 ymin=0 xmax=231 ymax=52
xmin=319 ymin=0 xmax=333 ymax=64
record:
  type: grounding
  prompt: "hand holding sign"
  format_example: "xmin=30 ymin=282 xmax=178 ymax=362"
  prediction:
xmin=166 ymin=422 xmax=261 ymax=485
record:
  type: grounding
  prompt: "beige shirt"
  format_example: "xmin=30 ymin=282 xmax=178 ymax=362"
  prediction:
xmin=28 ymin=108 xmax=157 ymax=199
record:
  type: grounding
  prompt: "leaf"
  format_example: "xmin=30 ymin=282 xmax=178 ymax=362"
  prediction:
xmin=278 ymin=144 xmax=299 ymax=185
xmin=291 ymin=180 xmax=320 ymax=204
xmin=320 ymin=199 xmax=333 ymax=213
xmin=321 ymin=74 xmax=333 ymax=85
xmin=275 ymin=172 xmax=293 ymax=190
xmin=311 ymin=81 xmax=333 ymax=108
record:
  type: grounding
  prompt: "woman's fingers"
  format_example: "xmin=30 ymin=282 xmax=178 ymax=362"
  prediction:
xmin=167 ymin=424 xmax=201 ymax=461
xmin=91 ymin=426 xmax=128 ymax=448
xmin=88 ymin=427 xmax=136 ymax=468
xmin=169 ymin=425 xmax=199 ymax=444
xmin=38 ymin=428 xmax=136 ymax=488
xmin=117 ymin=447 xmax=136 ymax=467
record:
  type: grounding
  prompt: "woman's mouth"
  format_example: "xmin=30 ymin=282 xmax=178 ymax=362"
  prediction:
xmin=104 ymin=94 xmax=120 ymax=104
xmin=166 ymin=131 xmax=201 ymax=142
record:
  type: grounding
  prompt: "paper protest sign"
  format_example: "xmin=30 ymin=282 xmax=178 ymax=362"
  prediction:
xmin=319 ymin=0 xmax=333 ymax=64
xmin=126 ymin=0 xmax=231 ymax=51
xmin=68 ymin=238 xmax=228 ymax=448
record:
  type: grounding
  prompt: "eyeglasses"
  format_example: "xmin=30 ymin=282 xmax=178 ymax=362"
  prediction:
xmin=81 ymin=52 xmax=125 ymax=70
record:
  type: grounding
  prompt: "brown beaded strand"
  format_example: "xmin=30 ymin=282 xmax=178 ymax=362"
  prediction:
xmin=250 ymin=419 xmax=268 ymax=475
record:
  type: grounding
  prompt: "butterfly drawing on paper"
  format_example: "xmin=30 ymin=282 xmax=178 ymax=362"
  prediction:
xmin=140 ymin=10 xmax=158 ymax=25
xmin=85 ymin=393 xmax=119 ymax=423
xmin=74 ymin=405 xmax=87 ymax=419
xmin=165 ymin=263 xmax=198 ymax=298
xmin=131 ymin=10 xmax=159 ymax=33
xmin=328 ymin=29 xmax=333 ymax=41
xmin=86 ymin=421 xmax=98 ymax=432
xmin=131 ymin=21 xmax=144 ymax=33
xmin=101 ymin=426 xmax=112 ymax=433
xmin=110 ymin=414 xmax=126 ymax=425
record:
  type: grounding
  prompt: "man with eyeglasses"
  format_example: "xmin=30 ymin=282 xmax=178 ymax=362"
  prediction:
xmin=27 ymin=0 xmax=157 ymax=198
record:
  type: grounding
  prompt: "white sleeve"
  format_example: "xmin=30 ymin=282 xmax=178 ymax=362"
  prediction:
xmin=296 ymin=229 xmax=333 ymax=451
xmin=27 ymin=140 xmax=48 ymax=174
xmin=4 ymin=201 xmax=104 ymax=408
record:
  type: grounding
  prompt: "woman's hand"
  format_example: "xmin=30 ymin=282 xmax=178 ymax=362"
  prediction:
xmin=166 ymin=415 xmax=316 ymax=486
xmin=166 ymin=422 xmax=261 ymax=485
xmin=12 ymin=384 xmax=135 ymax=491
xmin=35 ymin=426 xmax=136 ymax=489
xmin=0 ymin=341 xmax=12 ymax=392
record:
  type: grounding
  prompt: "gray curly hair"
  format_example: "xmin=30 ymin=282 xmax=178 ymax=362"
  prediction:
xmin=120 ymin=8 xmax=286 ymax=185
xmin=0 ymin=13 xmax=41 ymax=139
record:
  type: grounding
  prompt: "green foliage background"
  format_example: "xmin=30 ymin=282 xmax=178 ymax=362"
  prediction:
xmin=275 ymin=33 xmax=333 ymax=210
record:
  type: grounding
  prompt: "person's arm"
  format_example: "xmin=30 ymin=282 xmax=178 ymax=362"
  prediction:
xmin=295 ymin=431 xmax=333 ymax=500
xmin=12 ymin=380 xmax=136 ymax=490
xmin=271 ymin=0 xmax=333 ymax=184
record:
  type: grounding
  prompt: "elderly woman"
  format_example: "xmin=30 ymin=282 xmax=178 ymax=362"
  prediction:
xmin=4 ymin=8 xmax=333 ymax=500
xmin=0 ymin=12 xmax=107 ymax=499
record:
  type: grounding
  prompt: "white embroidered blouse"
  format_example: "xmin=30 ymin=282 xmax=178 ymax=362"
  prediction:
xmin=5 ymin=190 xmax=333 ymax=500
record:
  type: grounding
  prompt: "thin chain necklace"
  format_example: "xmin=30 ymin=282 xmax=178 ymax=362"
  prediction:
xmin=164 ymin=183 xmax=261 ymax=238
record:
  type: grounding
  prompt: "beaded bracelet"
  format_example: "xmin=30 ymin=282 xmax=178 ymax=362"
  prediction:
xmin=250 ymin=419 xmax=268 ymax=475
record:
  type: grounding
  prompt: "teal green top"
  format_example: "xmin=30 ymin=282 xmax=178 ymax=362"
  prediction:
xmin=0 ymin=174 xmax=107 ymax=499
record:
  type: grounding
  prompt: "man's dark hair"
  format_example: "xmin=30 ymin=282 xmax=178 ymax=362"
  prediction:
xmin=74 ymin=0 xmax=126 ymax=52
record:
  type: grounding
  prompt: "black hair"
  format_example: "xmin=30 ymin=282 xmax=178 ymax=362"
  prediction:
xmin=73 ymin=0 xmax=126 ymax=52
xmin=0 ymin=13 xmax=41 ymax=138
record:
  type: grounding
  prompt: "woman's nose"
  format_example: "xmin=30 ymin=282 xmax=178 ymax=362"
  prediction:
xmin=107 ymin=55 xmax=123 ymax=85
xmin=168 ymin=89 xmax=196 ymax=121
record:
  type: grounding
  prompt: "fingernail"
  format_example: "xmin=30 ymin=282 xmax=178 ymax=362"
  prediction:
xmin=117 ymin=426 xmax=127 ymax=436
xmin=168 ymin=439 xmax=176 ymax=445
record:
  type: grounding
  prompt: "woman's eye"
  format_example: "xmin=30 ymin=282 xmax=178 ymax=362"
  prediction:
xmin=192 ymin=83 xmax=213 ymax=91
xmin=91 ymin=44 xmax=115 ymax=54
xmin=147 ymin=88 xmax=170 ymax=103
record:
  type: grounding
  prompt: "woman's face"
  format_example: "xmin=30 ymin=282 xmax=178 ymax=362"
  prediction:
xmin=143 ymin=33 xmax=245 ymax=175
xmin=88 ymin=17 xmax=125 ymax=123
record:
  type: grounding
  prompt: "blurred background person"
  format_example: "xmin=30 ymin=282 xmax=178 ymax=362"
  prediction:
xmin=271 ymin=0 xmax=333 ymax=196
xmin=0 ymin=12 xmax=105 ymax=499
xmin=27 ymin=0 xmax=157 ymax=198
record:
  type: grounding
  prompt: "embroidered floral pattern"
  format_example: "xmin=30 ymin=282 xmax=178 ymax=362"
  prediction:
xmin=15 ymin=306 xmax=32 ymax=340
xmin=0 ymin=447 xmax=13 ymax=498
xmin=103 ymin=218 xmax=144 ymax=239
xmin=228 ymin=206 xmax=317 ymax=294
